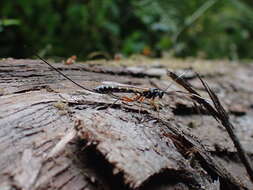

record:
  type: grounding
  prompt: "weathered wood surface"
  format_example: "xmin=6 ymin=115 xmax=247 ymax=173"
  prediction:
xmin=0 ymin=58 xmax=253 ymax=190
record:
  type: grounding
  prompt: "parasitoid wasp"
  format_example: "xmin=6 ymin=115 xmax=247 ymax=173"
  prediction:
xmin=36 ymin=54 xmax=196 ymax=111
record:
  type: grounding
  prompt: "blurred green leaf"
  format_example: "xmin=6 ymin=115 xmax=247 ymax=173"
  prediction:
xmin=1 ymin=0 xmax=253 ymax=59
xmin=0 ymin=18 xmax=20 ymax=26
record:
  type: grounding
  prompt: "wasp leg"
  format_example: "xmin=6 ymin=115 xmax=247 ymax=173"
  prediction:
xmin=137 ymin=96 xmax=145 ymax=114
xmin=150 ymin=98 xmax=159 ymax=111
xmin=110 ymin=98 xmax=121 ymax=107
xmin=121 ymin=95 xmax=141 ymax=103
xmin=150 ymin=98 xmax=160 ymax=118
xmin=104 ymin=93 xmax=122 ymax=109
xmin=121 ymin=95 xmax=147 ymax=115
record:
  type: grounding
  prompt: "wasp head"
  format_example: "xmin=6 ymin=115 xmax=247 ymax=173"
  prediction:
xmin=149 ymin=88 xmax=164 ymax=99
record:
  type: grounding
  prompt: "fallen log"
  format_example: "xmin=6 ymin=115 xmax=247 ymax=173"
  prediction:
xmin=0 ymin=58 xmax=252 ymax=190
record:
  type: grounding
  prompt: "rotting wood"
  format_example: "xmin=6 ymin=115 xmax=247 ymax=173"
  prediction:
xmin=0 ymin=58 xmax=253 ymax=190
xmin=168 ymin=70 xmax=253 ymax=183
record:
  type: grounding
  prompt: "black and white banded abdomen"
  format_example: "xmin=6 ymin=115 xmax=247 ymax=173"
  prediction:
xmin=94 ymin=85 xmax=136 ymax=94
xmin=94 ymin=85 xmax=164 ymax=99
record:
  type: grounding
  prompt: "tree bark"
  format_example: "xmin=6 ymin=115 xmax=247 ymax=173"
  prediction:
xmin=0 ymin=58 xmax=252 ymax=190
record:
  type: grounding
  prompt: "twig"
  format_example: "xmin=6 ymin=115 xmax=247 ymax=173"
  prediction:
xmin=167 ymin=70 xmax=253 ymax=183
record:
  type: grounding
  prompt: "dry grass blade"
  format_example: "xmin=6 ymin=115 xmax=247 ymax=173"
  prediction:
xmin=167 ymin=70 xmax=219 ymax=122
xmin=195 ymin=73 xmax=229 ymax=123
xmin=167 ymin=70 xmax=199 ymax=95
xmin=167 ymin=70 xmax=253 ymax=183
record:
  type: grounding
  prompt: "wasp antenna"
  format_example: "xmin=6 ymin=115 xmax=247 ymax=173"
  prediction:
xmin=36 ymin=54 xmax=94 ymax=93
xmin=164 ymin=69 xmax=190 ymax=92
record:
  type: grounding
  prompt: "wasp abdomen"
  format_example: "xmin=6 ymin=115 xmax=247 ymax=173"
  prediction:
xmin=142 ymin=88 xmax=164 ymax=99
xmin=94 ymin=85 xmax=164 ymax=99
xmin=94 ymin=85 xmax=136 ymax=94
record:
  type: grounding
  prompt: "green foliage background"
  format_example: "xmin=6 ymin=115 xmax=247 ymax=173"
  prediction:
xmin=1 ymin=0 xmax=253 ymax=59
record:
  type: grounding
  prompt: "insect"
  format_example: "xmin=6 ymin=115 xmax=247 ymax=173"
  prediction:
xmin=94 ymin=85 xmax=164 ymax=99
xmin=36 ymin=54 xmax=190 ymax=111
xmin=94 ymin=84 xmax=165 ymax=110
xmin=93 ymin=69 xmax=189 ymax=109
